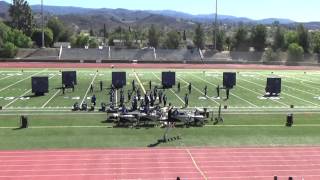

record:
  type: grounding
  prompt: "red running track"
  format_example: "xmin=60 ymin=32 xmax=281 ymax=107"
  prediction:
xmin=0 ymin=147 xmax=319 ymax=180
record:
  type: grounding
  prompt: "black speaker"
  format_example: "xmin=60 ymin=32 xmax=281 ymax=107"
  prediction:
xmin=62 ymin=71 xmax=77 ymax=88
xmin=162 ymin=72 xmax=176 ymax=88
xmin=112 ymin=72 xmax=126 ymax=89
xmin=32 ymin=76 xmax=49 ymax=95
xmin=223 ymin=72 xmax=236 ymax=89
xmin=266 ymin=78 xmax=281 ymax=95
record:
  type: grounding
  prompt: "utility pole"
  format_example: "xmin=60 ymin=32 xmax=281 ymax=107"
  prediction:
xmin=214 ymin=0 xmax=218 ymax=50
xmin=41 ymin=0 xmax=45 ymax=48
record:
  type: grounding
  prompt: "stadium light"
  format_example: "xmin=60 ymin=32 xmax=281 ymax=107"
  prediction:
xmin=214 ymin=0 xmax=218 ymax=50
xmin=41 ymin=0 xmax=45 ymax=48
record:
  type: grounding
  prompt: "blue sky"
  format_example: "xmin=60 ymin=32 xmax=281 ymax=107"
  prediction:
xmin=4 ymin=0 xmax=319 ymax=22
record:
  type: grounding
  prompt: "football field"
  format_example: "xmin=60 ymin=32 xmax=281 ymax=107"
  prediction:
xmin=0 ymin=68 xmax=320 ymax=112
xmin=1 ymin=68 xmax=320 ymax=149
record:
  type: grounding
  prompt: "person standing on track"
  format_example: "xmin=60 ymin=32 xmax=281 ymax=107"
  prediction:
xmin=177 ymin=82 xmax=181 ymax=92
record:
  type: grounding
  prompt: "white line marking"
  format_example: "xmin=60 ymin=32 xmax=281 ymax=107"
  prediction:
xmin=133 ymin=70 xmax=146 ymax=94
xmin=0 ymin=69 xmax=47 ymax=92
xmin=0 ymin=75 xmax=12 ymax=81
xmin=3 ymin=74 xmax=57 ymax=109
xmin=3 ymin=90 xmax=32 ymax=109
xmin=256 ymin=72 xmax=320 ymax=97
xmin=236 ymin=79 xmax=289 ymax=107
xmin=151 ymin=72 xmax=184 ymax=104
xmin=178 ymin=75 xmax=219 ymax=105
xmin=191 ymin=74 xmax=258 ymax=107
xmin=186 ymin=149 xmax=207 ymax=180
xmin=241 ymin=77 xmax=320 ymax=107
xmin=41 ymin=90 xmax=61 ymax=108
xmin=80 ymin=72 xmax=98 ymax=106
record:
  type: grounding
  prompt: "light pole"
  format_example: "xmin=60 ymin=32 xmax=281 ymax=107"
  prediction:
xmin=41 ymin=0 xmax=45 ymax=48
xmin=214 ymin=0 xmax=218 ymax=51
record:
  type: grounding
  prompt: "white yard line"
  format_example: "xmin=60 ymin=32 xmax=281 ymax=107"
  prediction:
xmin=0 ymin=69 xmax=47 ymax=92
xmin=178 ymin=75 xmax=220 ymax=105
xmin=191 ymin=74 xmax=258 ymax=107
xmin=41 ymin=90 xmax=61 ymax=108
xmin=80 ymin=72 xmax=98 ymax=106
xmin=256 ymin=72 xmax=319 ymax=97
xmin=241 ymin=77 xmax=320 ymax=107
xmin=3 ymin=73 xmax=56 ymax=109
xmin=236 ymin=79 xmax=289 ymax=107
xmin=3 ymin=90 xmax=32 ymax=109
xmin=0 ymin=75 xmax=13 ymax=81
xmin=151 ymin=72 xmax=184 ymax=104
xmin=133 ymin=70 xmax=146 ymax=94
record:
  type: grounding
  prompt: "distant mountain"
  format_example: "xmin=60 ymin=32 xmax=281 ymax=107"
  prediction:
xmin=1 ymin=1 xmax=320 ymax=30
xmin=0 ymin=1 xmax=9 ymax=20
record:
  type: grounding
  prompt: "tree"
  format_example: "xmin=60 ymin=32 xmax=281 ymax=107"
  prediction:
xmin=225 ymin=36 xmax=231 ymax=51
xmin=0 ymin=22 xmax=32 ymax=48
xmin=103 ymin=24 xmax=107 ymax=44
xmin=288 ymin=43 xmax=304 ymax=61
xmin=59 ymin=28 xmax=73 ymax=42
xmin=124 ymin=30 xmax=133 ymax=47
xmin=232 ymin=27 xmax=249 ymax=51
xmin=273 ymin=26 xmax=285 ymax=51
xmin=88 ymin=38 xmax=98 ymax=48
xmin=114 ymin=26 xmax=123 ymax=45
xmin=47 ymin=17 xmax=65 ymax=43
xmin=148 ymin=25 xmax=159 ymax=48
xmin=297 ymin=24 xmax=309 ymax=53
xmin=89 ymin=29 xmax=95 ymax=37
xmin=284 ymin=31 xmax=298 ymax=50
xmin=183 ymin=30 xmax=187 ymax=41
xmin=9 ymin=0 xmax=34 ymax=36
xmin=108 ymin=37 xmax=115 ymax=46
xmin=251 ymin=24 xmax=267 ymax=51
xmin=164 ymin=30 xmax=180 ymax=49
xmin=7 ymin=29 xmax=33 ymax=48
xmin=0 ymin=42 xmax=18 ymax=58
xmin=213 ymin=29 xmax=225 ymax=51
xmin=71 ymin=33 xmax=90 ymax=48
xmin=193 ymin=24 xmax=205 ymax=50
xmin=31 ymin=28 xmax=53 ymax=47
xmin=312 ymin=32 xmax=320 ymax=54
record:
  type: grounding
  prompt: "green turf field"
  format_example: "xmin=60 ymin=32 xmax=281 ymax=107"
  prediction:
xmin=0 ymin=68 xmax=320 ymax=150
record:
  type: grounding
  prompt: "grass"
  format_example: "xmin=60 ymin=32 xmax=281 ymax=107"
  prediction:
xmin=0 ymin=68 xmax=320 ymax=150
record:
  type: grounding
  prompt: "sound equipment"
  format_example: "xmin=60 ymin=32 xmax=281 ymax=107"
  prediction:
xmin=286 ymin=114 xmax=293 ymax=127
xmin=112 ymin=72 xmax=126 ymax=89
xmin=20 ymin=116 xmax=28 ymax=129
xmin=162 ymin=72 xmax=176 ymax=88
xmin=223 ymin=72 xmax=236 ymax=89
xmin=62 ymin=71 xmax=77 ymax=88
xmin=32 ymin=76 xmax=49 ymax=96
xmin=266 ymin=77 xmax=281 ymax=95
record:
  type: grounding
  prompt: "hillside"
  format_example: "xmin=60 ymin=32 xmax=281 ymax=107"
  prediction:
xmin=1 ymin=1 xmax=320 ymax=30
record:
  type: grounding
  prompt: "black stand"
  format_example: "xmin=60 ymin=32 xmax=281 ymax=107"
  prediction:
xmin=214 ymin=105 xmax=224 ymax=125
xmin=20 ymin=116 xmax=28 ymax=129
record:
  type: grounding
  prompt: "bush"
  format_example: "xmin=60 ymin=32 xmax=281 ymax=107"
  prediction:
xmin=263 ymin=48 xmax=280 ymax=61
xmin=287 ymin=43 xmax=304 ymax=61
xmin=0 ymin=42 xmax=18 ymax=58
xmin=31 ymin=28 xmax=54 ymax=47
